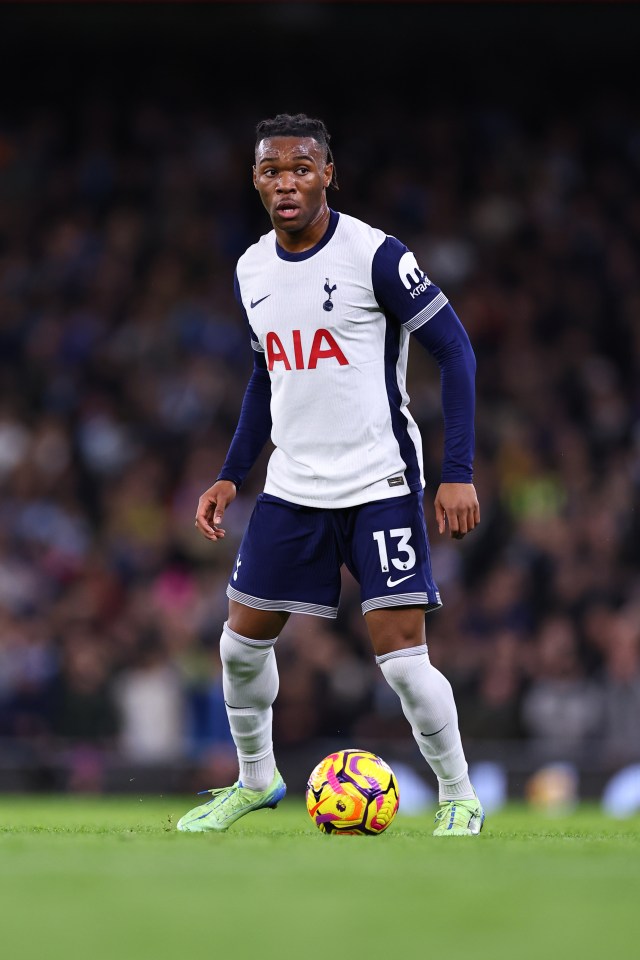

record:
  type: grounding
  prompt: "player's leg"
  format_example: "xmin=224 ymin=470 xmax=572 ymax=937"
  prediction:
xmin=366 ymin=606 xmax=483 ymax=834
xmin=344 ymin=493 xmax=484 ymax=836
xmin=178 ymin=494 xmax=341 ymax=833
xmin=221 ymin=602 xmax=288 ymax=792
xmin=366 ymin=606 xmax=476 ymax=799
xmin=221 ymin=494 xmax=339 ymax=795
xmin=177 ymin=602 xmax=288 ymax=833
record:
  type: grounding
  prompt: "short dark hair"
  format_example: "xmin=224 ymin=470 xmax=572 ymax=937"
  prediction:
xmin=255 ymin=113 xmax=338 ymax=189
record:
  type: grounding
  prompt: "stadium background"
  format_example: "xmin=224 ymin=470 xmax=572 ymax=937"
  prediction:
xmin=0 ymin=2 xmax=638 ymax=808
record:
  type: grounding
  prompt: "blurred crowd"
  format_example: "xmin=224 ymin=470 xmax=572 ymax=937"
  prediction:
xmin=0 ymin=94 xmax=639 ymax=790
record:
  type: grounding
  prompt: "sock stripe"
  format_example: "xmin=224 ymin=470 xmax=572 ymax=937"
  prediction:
xmin=375 ymin=644 xmax=428 ymax=666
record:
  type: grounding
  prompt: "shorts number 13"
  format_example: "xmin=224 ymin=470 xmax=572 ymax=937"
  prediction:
xmin=372 ymin=528 xmax=416 ymax=573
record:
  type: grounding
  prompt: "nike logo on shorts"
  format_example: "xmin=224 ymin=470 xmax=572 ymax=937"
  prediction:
xmin=386 ymin=573 xmax=416 ymax=588
xmin=250 ymin=295 xmax=271 ymax=308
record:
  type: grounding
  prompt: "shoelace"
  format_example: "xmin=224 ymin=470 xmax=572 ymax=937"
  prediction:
xmin=197 ymin=783 xmax=247 ymax=812
xmin=435 ymin=800 xmax=479 ymax=823
xmin=434 ymin=802 xmax=456 ymax=823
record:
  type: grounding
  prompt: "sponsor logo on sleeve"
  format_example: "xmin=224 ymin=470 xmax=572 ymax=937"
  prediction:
xmin=398 ymin=251 xmax=431 ymax=299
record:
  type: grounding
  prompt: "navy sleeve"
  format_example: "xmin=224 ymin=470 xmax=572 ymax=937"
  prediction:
xmin=372 ymin=237 xmax=476 ymax=483
xmin=217 ymin=272 xmax=272 ymax=488
xmin=372 ymin=235 xmax=449 ymax=327
xmin=412 ymin=304 xmax=476 ymax=483
xmin=233 ymin=270 xmax=262 ymax=348
xmin=217 ymin=351 xmax=272 ymax=489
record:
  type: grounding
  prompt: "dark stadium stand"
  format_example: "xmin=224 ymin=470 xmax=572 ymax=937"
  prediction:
xmin=0 ymin=3 xmax=638 ymax=801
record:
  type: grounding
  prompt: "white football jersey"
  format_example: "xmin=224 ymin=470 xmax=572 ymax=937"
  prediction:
xmin=234 ymin=210 xmax=450 ymax=508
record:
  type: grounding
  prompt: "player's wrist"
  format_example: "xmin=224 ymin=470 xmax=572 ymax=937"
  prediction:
xmin=440 ymin=474 xmax=474 ymax=485
xmin=216 ymin=475 xmax=240 ymax=490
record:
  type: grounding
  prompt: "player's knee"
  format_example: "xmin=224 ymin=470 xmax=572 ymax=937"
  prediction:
xmin=377 ymin=633 xmax=426 ymax=656
xmin=366 ymin=607 xmax=426 ymax=657
xmin=377 ymin=646 xmax=430 ymax=700
xmin=220 ymin=626 xmax=279 ymax=711
xmin=227 ymin=601 xmax=288 ymax=640
xmin=220 ymin=626 xmax=269 ymax=679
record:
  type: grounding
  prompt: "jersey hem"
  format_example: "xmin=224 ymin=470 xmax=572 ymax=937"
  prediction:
xmin=262 ymin=478 xmax=425 ymax=509
xmin=226 ymin=585 xmax=338 ymax=619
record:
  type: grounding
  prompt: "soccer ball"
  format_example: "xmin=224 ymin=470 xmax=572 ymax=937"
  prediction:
xmin=306 ymin=748 xmax=400 ymax=835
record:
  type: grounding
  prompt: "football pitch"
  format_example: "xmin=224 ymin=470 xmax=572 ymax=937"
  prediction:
xmin=1 ymin=796 xmax=638 ymax=960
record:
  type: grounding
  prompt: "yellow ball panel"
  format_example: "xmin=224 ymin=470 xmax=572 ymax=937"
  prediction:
xmin=306 ymin=748 xmax=400 ymax=835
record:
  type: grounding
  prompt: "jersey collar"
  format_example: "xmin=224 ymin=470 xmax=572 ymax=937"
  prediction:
xmin=275 ymin=209 xmax=340 ymax=261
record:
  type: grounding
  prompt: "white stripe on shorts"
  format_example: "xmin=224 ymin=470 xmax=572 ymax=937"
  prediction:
xmin=361 ymin=591 xmax=443 ymax=615
xmin=227 ymin=585 xmax=338 ymax=619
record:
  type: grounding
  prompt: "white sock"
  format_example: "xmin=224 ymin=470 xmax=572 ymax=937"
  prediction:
xmin=377 ymin=645 xmax=474 ymax=802
xmin=220 ymin=622 xmax=279 ymax=790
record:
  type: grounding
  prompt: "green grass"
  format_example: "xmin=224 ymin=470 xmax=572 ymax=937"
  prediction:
xmin=1 ymin=796 xmax=638 ymax=960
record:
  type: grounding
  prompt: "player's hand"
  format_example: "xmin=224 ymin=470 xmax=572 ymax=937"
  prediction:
xmin=434 ymin=482 xmax=480 ymax=540
xmin=195 ymin=480 xmax=237 ymax=541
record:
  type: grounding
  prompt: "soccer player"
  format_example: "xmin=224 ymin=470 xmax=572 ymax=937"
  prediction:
xmin=177 ymin=114 xmax=484 ymax=837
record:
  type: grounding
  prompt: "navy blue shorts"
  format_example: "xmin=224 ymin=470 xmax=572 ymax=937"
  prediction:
xmin=226 ymin=492 xmax=442 ymax=618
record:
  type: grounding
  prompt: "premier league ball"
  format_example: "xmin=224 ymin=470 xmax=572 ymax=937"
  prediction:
xmin=306 ymin=748 xmax=400 ymax=835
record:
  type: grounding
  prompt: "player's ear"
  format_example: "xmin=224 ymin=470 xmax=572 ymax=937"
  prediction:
xmin=324 ymin=163 xmax=333 ymax=188
xmin=252 ymin=165 xmax=258 ymax=188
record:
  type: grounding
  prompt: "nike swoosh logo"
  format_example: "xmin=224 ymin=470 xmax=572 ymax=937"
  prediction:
xmin=420 ymin=724 xmax=448 ymax=738
xmin=386 ymin=573 xmax=416 ymax=588
xmin=250 ymin=295 xmax=271 ymax=308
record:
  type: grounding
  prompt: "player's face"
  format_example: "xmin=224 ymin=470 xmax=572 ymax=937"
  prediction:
xmin=253 ymin=137 xmax=333 ymax=241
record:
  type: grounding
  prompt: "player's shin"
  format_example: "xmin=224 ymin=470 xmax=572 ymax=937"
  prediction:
xmin=376 ymin=646 xmax=474 ymax=802
xmin=220 ymin=622 xmax=279 ymax=790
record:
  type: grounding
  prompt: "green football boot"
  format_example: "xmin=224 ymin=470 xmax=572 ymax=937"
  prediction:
xmin=433 ymin=792 xmax=485 ymax=837
xmin=177 ymin=769 xmax=286 ymax=833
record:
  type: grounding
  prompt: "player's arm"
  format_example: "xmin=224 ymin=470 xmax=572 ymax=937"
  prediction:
xmin=195 ymin=278 xmax=273 ymax=541
xmin=411 ymin=303 xmax=480 ymax=539
xmin=372 ymin=237 xmax=479 ymax=539
xmin=216 ymin=350 xmax=272 ymax=491
xmin=195 ymin=351 xmax=272 ymax=540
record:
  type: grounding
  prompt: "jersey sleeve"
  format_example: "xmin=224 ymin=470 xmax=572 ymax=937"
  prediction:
xmin=371 ymin=235 xmax=449 ymax=330
xmin=412 ymin=304 xmax=476 ymax=483
xmin=373 ymin=237 xmax=476 ymax=484
xmin=234 ymin=270 xmax=265 ymax=360
xmin=216 ymin=273 xmax=272 ymax=489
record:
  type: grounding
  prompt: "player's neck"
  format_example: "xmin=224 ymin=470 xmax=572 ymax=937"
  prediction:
xmin=273 ymin=203 xmax=331 ymax=253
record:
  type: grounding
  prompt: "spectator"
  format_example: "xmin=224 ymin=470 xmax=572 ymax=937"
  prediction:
xmin=521 ymin=614 xmax=603 ymax=756
xmin=598 ymin=609 xmax=640 ymax=763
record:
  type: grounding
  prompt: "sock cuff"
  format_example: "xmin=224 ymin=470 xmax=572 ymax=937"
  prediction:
xmin=236 ymin=744 xmax=274 ymax=763
xmin=223 ymin=622 xmax=278 ymax=649
xmin=375 ymin=644 xmax=428 ymax=666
